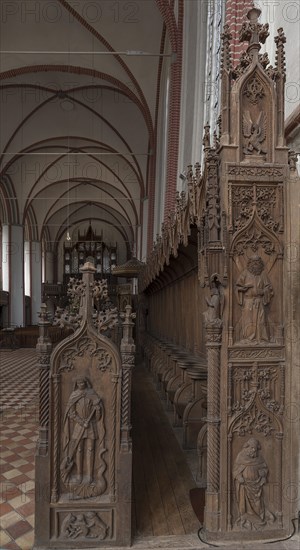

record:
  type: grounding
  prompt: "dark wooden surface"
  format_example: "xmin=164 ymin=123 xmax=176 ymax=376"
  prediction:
xmin=132 ymin=363 xmax=200 ymax=537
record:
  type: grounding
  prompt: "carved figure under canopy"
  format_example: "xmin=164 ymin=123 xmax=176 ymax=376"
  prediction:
xmin=243 ymin=110 xmax=266 ymax=155
xmin=233 ymin=438 xmax=275 ymax=530
xmin=60 ymin=376 xmax=107 ymax=498
xmin=204 ymin=275 xmax=224 ymax=323
xmin=235 ymin=255 xmax=273 ymax=343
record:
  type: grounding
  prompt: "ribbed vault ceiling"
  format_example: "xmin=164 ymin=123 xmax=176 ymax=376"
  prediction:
xmin=0 ymin=0 xmax=177 ymax=259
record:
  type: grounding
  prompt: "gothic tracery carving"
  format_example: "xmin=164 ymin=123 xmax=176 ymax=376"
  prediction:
xmin=243 ymin=77 xmax=265 ymax=104
xmin=232 ymin=229 xmax=275 ymax=256
xmin=59 ymin=338 xmax=112 ymax=373
xmin=232 ymin=405 xmax=275 ymax=437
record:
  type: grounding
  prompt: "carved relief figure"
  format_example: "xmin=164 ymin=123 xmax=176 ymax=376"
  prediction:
xmin=61 ymin=511 xmax=108 ymax=540
xmin=233 ymin=438 xmax=275 ymax=530
xmin=204 ymin=276 xmax=224 ymax=323
xmin=235 ymin=256 xmax=273 ymax=343
xmin=243 ymin=111 xmax=266 ymax=155
xmin=60 ymin=377 xmax=107 ymax=497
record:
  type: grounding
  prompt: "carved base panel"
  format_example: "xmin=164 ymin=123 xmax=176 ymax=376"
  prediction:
xmin=53 ymin=507 xmax=114 ymax=545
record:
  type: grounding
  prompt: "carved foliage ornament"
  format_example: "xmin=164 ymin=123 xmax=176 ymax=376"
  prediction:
xmin=227 ymin=166 xmax=283 ymax=178
xmin=232 ymin=365 xmax=281 ymax=414
xmin=232 ymin=404 xmax=274 ymax=437
xmin=232 ymin=229 xmax=275 ymax=256
xmin=229 ymin=348 xmax=283 ymax=359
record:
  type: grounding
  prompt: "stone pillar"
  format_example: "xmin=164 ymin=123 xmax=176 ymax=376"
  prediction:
xmin=1 ymin=224 xmax=9 ymax=292
xmin=45 ymin=250 xmax=54 ymax=283
xmin=204 ymin=318 xmax=222 ymax=532
xmin=24 ymin=241 xmax=31 ymax=296
xmin=31 ymin=241 xmax=42 ymax=324
xmin=4 ymin=224 xmax=24 ymax=326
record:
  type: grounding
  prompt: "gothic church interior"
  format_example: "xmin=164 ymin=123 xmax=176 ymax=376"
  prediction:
xmin=0 ymin=1 xmax=300 ymax=549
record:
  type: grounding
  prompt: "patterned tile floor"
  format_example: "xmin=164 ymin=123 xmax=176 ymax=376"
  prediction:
xmin=0 ymin=349 xmax=299 ymax=550
xmin=0 ymin=349 xmax=38 ymax=550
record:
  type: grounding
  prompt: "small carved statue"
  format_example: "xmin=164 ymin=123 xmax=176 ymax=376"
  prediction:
xmin=61 ymin=511 xmax=108 ymax=539
xmin=60 ymin=377 xmax=107 ymax=497
xmin=235 ymin=256 xmax=273 ymax=344
xmin=243 ymin=110 xmax=266 ymax=155
xmin=203 ymin=275 xmax=224 ymax=323
xmin=233 ymin=438 xmax=275 ymax=530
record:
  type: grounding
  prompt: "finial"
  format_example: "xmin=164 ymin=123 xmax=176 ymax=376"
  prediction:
xmin=275 ymin=27 xmax=286 ymax=77
xmin=239 ymin=7 xmax=269 ymax=57
xmin=221 ymin=24 xmax=233 ymax=72
xmin=38 ymin=303 xmax=49 ymax=324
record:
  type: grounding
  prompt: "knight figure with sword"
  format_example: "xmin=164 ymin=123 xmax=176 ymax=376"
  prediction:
xmin=61 ymin=376 xmax=106 ymax=494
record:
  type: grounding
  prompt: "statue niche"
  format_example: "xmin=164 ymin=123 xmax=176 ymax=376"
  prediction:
xmin=233 ymin=438 xmax=275 ymax=531
xmin=235 ymin=255 xmax=273 ymax=344
xmin=242 ymin=110 xmax=266 ymax=156
xmin=203 ymin=274 xmax=224 ymax=323
xmin=60 ymin=376 xmax=107 ymax=498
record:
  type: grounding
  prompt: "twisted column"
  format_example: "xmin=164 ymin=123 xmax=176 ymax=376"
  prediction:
xmin=36 ymin=304 xmax=52 ymax=456
xmin=51 ymin=374 xmax=60 ymax=503
xmin=120 ymin=305 xmax=136 ymax=452
xmin=204 ymin=318 xmax=222 ymax=532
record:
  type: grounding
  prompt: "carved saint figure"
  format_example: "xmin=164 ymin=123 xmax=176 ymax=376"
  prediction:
xmin=60 ymin=377 xmax=107 ymax=497
xmin=233 ymin=438 xmax=274 ymax=530
xmin=243 ymin=110 xmax=266 ymax=155
xmin=204 ymin=276 xmax=224 ymax=323
xmin=235 ymin=255 xmax=273 ymax=343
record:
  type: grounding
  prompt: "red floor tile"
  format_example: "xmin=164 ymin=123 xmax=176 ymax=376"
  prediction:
xmin=0 ymin=464 xmax=13 ymax=474
xmin=1 ymin=486 xmax=22 ymax=501
xmin=6 ymin=520 xmax=32 ymax=540
xmin=18 ymin=464 xmax=34 ymax=474
xmin=0 ymin=502 xmax=13 ymax=516
xmin=15 ymin=500 xmax=35 ymax=518
xmin=9 ymin=475 xmax=30 ymax=486
xmin=4 ymin=542 xmax=22 ymax=550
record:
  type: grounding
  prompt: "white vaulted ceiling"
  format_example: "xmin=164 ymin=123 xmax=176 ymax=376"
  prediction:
xmin=0 ymin=0 xmax=176 ymax=260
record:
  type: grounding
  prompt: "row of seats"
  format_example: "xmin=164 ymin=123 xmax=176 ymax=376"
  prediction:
xmin=143 ymin=334 xmax=208 ymax=484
